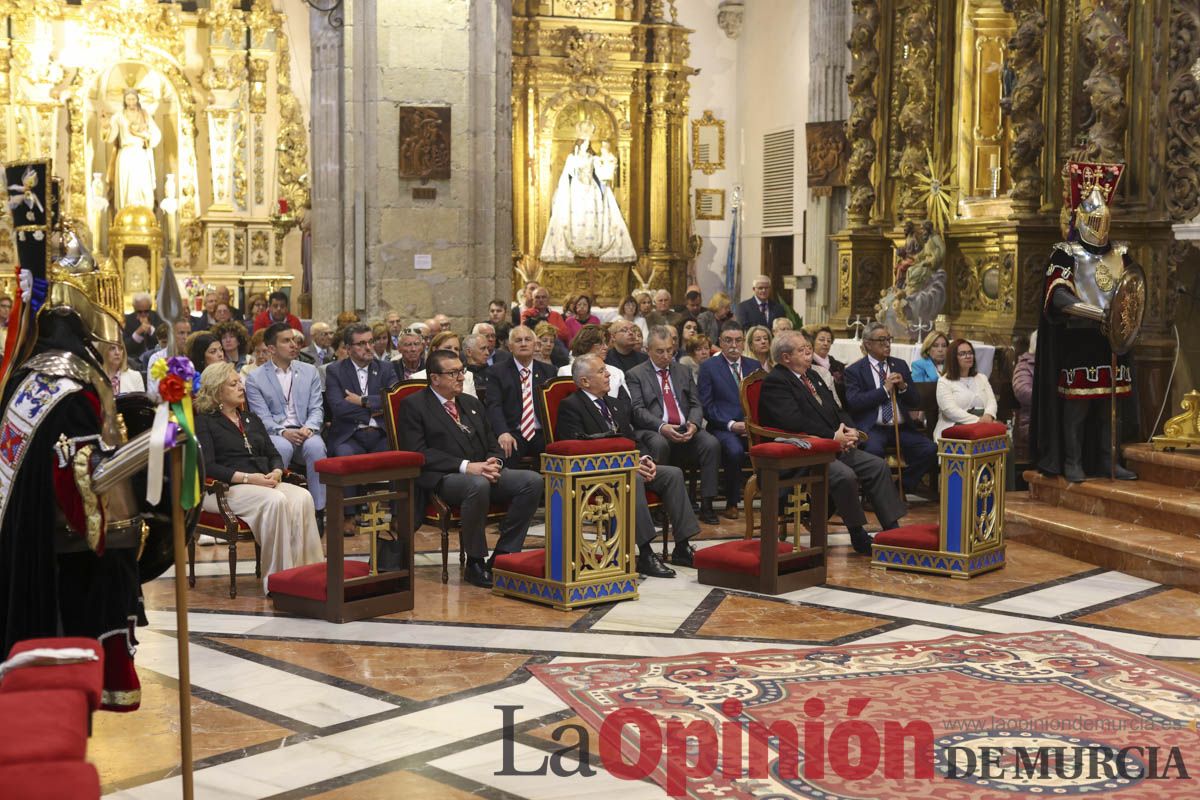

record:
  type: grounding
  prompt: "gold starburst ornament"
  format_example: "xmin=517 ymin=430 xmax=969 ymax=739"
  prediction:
xmin=914 ymin=148 xmax=958 ymax=234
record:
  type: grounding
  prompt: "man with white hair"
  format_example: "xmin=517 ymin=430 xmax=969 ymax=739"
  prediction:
xmin=299 ymin=322 xmax=335 ymax=365
xmin=122 ymin=291 xmax=163 ymax=364
xmin=736 ymin=275 xmax=787 ymax=329
xmin=645 ymin=288 xmax=677 ymax=329
xmin=556 ymin=354 xmax=701 ymax=577
xmin=462 ymin=333 xmax=494 ymax=404
xmin=471 ymin=322 xmax=513 ymax=367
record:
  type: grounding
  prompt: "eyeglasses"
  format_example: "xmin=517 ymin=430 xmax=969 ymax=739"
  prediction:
xmin=433 ymin=369 xmax=466 ymax=378
xmin=957 ymin=351 xmax=974 ymax=357
xmin=351 ymin=339 xmax=375 ymax=347
xmin=868 ymin=336 xmax=893 ymax=344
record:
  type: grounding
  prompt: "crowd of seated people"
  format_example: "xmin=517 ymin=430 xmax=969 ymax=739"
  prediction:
xmin=116 ymin=277 xmax=1004 ymax=594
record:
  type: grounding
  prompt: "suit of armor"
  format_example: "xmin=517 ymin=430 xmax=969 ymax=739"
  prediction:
xmin=1032 ymin=161 xmax=1138 ymax=483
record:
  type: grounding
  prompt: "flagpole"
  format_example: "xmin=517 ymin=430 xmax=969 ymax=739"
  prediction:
xmin=170 ymin=447 xmax=195 ymax=799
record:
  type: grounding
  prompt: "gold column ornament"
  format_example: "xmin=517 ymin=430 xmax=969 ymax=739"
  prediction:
xmin=1001 ymin=0 xmax=1046 ymax=211
xmin=896 ymin=0 xmax=936 ymax=220
xmin=1077 ymin=0 xmax=1131 ymax=163
xmin=846 ymin=0 xmax=881 ymax=226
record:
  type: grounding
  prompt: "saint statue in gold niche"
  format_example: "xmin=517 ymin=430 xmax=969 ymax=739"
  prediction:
xmin=106 ymin=88 xmax=161 ymax=212
xmin=540 ymin=118 xmax=636 ymax=264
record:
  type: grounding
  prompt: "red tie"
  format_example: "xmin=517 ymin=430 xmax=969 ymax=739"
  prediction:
xmin=659 ymin=368 xmax=682 ymax=426
xmin=519 ymin=368 xmax=537 ymax=441
xmin=800 ymin=372 xmax=822 ymax=404
xmin=443 ymin=399 xmax=460 ymax=424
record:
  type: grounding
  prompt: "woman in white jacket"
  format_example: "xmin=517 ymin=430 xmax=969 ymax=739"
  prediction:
xmin=935 ymin=338 xmax=997 ymax=439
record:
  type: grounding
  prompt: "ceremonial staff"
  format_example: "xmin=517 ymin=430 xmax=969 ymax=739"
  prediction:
xmin=889 ymin=377 xmax=904 ymax=492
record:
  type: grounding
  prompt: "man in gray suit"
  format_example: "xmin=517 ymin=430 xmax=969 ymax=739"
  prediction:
xmin=244 ymin=323 xmax=329 ymax=527
xmin=626 ymin=325 xmax=722 ymax=523
xmin=298 ymin=322 xmax=335 ymax=366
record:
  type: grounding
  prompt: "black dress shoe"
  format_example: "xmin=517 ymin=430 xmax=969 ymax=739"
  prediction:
xmin=464 ymin=561 xmax=494 ymax=588
xmin=637 ymin=550 xmax=676 ymax=578
xmin=848 ymin=526 xmax=874 ymax=556
xmin=670 ymin=542 xmax=695 ymax=567
xmin=698 ymin=500 xmax=719 ymax=525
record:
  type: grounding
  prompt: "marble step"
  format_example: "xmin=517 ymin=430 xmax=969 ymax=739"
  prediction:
xmin=1122 ymin=443 xmax=1200 ymax=490
xmin=1005 ymin=496 xmax=1200 ymax=592
xmin=1023 ymin=471 xmax=1200 ymax=538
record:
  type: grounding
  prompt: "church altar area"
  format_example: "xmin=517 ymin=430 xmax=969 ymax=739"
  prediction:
xmin=0 ymin=0 xmax=310 ymax=310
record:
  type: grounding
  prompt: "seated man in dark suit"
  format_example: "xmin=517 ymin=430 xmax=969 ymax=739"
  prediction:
xmin=697 ymin=322 xmax=759 ymax=520
xmin=401 ymin=349 xmax=543 ymax=588
xmin=484 ymin=325 xmax=554 ymax=464
xmin=735 ymin=276 xmax=788 ymax=330
xmin=324 ymin=323 xmax=400 ymax=531
xmin=556 ymin=355 xmax=700 ymax=576
xmin=843 ymin=322 xmax=937 ymax=495
xmin=123 ymin=292 xmax=164 ymax=366
xmin=626 ymin=326 xmax=722 ymax=524
xmin=759 ymin=330 xmax=907 ymax=554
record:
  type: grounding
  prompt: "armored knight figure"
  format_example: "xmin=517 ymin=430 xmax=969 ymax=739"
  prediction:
xmin=0 ymin=159 xmax=181 ymax=711
xmin=1032 ymin=161 xmax=1142 ymax=483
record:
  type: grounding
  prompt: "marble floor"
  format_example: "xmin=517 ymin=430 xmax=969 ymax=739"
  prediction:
xmin=95 ymin=496 xmax=1200 ymax=799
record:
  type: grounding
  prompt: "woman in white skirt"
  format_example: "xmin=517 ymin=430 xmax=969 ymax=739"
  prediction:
xmin=934 ymin=338 xmax=998 ymax=439
xmin=194 ymin=362 xmax=323 ymax=588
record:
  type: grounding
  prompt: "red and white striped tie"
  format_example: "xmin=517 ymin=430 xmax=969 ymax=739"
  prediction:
xmin=519 ymin=367 xmax=537 ymax=441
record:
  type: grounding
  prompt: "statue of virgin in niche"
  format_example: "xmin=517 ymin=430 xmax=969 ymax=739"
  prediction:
xmin=540 ymin=118 xmax=636 ymax=263
xmin=106 ymin=88 xmax=161 ymax=212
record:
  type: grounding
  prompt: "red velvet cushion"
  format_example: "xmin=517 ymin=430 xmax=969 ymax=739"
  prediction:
xmin=315 ymin=451 xmax=425 ymax=476
xmin=872 ymin=524 xmax=941 ymax=550
xmin=744 ymin=377 xmax=764 ymax=422
xmin=0 ymin=761 xmax=99 ymax=800
xmin=693 ymin=540 xmax=796 ymax=576
xmin=751 ymin=439 xmax=843 ymax=458
xmin=940 ymin=422 xmax=1009 ymax=441
xmin=493 ymin=548 xmax=546 ymax=578
xmin=269 ymin=560 xmax=371 ymax=601
xmin=644 ymin=489 xmax=662 ymax=506
xmin=197 ymin=511 xmax=251 ymax=532
xmin=545 ymin=438 xmax=637 ymax=457
xmin=2 ymin=638 xmax=103 ymax=712
xmin=0 ymin=691 xmax=88 ymax=764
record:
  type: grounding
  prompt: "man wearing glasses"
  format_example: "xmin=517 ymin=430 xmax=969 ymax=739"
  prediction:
xmin=401 ymin=349 xmax=543 ymax=588
xmin=324 ymin=323 xmax=401 ymax=533
xmin=843 ymin=322 xmax=937 ymax=495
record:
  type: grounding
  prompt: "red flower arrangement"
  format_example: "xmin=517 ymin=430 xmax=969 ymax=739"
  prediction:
xmin=158 ymin=373 xmax=186 ymax=404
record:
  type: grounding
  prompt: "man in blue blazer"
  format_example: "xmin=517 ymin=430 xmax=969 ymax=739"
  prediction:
xmin=697 ymin=322 xmax=760 ymax=519
xmin=843 ymin=322 xmax=936 ymax=494
xmin=244 ymin=323 xmax=329 ymax=521
xmin=326 ymin=323 xmax=401 ymax=455
xmin=735 ymin=276 xmax=788 ymax=330
xmin=483 ymin=325 xmax=554 ymax=464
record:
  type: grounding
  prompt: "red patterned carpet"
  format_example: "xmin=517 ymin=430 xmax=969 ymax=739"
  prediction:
xmin=530 ymin=631 xmax=1200 ymax=799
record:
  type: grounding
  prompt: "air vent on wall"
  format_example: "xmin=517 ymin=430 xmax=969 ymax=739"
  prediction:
xmin=762 ymin=129 xmax=795 ymax=231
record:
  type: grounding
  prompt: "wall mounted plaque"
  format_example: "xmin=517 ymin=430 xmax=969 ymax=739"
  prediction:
xmin=806 ymin=121 xmax=849 ymax=191
xmin=692 ymin=110 xmax=726 ymax=175
xmin=398 ymin=106 xmax=451 ymax=181
xmin=695 ymin=188 xmax=726 ymax=220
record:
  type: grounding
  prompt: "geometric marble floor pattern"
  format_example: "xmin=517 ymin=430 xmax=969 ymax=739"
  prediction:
xmin=96 ymin=502 xmax=1200 ymax=798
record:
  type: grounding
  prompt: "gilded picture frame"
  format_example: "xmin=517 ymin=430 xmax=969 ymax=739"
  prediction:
xmin=695 ymin=188 xmax=726 ymax=220
xmin=692 ymin=110 xmax=726 ymax=175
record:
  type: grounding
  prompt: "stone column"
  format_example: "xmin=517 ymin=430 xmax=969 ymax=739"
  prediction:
xmin=308 ymin=7 xmax=346 ymax=323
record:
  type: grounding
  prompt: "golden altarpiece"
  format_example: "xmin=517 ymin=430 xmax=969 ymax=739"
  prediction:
xmin=511 ymin=1 xmax=695 ymax=306
xmin=834 ymin=0 xmax=1196 ymax=436
xmin=0 ymin=0 xmax=309 ymax=307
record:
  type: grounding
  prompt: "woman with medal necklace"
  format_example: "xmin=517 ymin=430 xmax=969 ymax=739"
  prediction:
xmin=193 ymin=362 xmax=322 ymax=589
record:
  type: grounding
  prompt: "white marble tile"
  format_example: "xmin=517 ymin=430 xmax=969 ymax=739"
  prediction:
xmin=590 ymin=574 xmax=714 ymax=634
xmin=982 ymin=571 xmax=1158 ymax=617
xmin=107 ymin=677 xmax=568 ymax=800
xmin=147 ymin=610 xmax=806 ymax=659
xmin=430 ymin=740 xmax=671 ymax=799
xmin=135 ymin=629 xmax=395 ymax=728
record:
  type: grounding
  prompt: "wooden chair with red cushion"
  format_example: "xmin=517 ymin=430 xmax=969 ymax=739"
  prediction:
xmin=190 ymin=475 xmax=279 ymax=599
xmin=695 ymin=437 xmax=840 ymax=594
xmin=536 ymin=377 xmax=671 ymax=555
xmin=383 ymin=380 xmax=508 ymax=584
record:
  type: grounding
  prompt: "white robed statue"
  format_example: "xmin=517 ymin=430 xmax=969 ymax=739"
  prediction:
xmin=106 ymin=88 xmax=161 ymax=212
xmin=540 ymin=119 xmax=636 ymax=263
